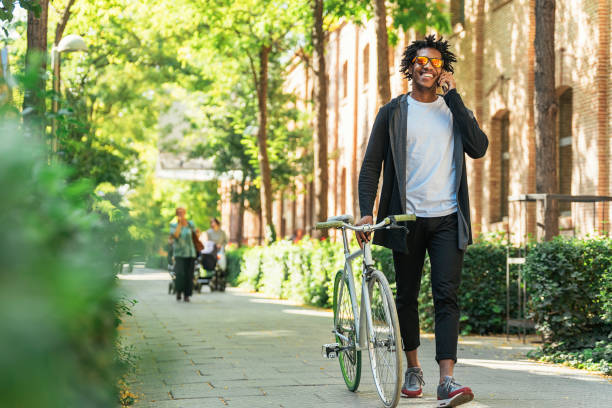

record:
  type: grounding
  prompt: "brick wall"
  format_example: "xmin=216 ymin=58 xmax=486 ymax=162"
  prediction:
xmin=221 ymin=0 xmax=610 ymax=244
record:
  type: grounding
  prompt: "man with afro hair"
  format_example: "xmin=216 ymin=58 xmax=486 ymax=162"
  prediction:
xmin=356 ymin=35 xmax=488 ymax=407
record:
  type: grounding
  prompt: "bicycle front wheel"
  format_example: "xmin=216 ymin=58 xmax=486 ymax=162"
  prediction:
xmin=333 ymin=270 xmax=361 ymax=391
xmin=367 ymin=269 xmax=402 ymax=408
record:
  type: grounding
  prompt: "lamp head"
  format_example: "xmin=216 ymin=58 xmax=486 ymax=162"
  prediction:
xmin=57 ymin=34 xmax=87 ymax=53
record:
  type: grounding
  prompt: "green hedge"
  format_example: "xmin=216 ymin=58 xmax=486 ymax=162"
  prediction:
xmin=227 ymin=236 xmax=515 ymax=335
xmin=0 ymin=121 xmax=125 ymax=406
xmin=523 ymin=236 xmax=612 ymax=373
xmin=227 ymin=235 xmax=612 ymax=362
xmin=524 ymin=237 xmax=612 ymax=346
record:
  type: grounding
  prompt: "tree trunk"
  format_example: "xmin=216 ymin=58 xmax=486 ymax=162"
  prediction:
xmin=373 ymin=0 xmax=391 ymax=109
xmin=472 ymin=0 xmax=485 ymax=237
xmin=526 ymin=0 xmax=537 ymax=239
xmin=596 ymin=0 xmax=610 ymax=234
xmin=237 ymin=176 xmax=246 ymax=247
xmin=312 ymin=0 xmax=328 ymax=238
xmin=23 ymin=0 xmax=49 ymax=137
xmin=258 ymin=207 xmax=263 ymax=245
xmin=256 ymin=45 xmax=275 ymax=242
xmin=54 ymin=0 xmax=76 ymax=46
xmin=534 ymin=0 xmax=558 ymax=240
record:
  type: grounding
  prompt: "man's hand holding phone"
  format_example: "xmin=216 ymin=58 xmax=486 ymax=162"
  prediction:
xmin=355 ymin=215 xmax=373 ymax=248
xmin=438 ymin=71 xmax=456 ymax=95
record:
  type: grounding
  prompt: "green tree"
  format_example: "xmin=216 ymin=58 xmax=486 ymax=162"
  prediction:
xmin=0 ymin=1 xmax=40 ymax=24
xmin=308 ymin=0 xmax=370 ymax=235
xmin=381 ymin=0 xmax=451 ymax=106
xmin=191 ymin=55 xmax=311 ymax=244
xmin=46 ymin=0 xmax=222 ymax=257
xmin=192 ymin=88 xmax=259 ymax=246
xmin=202 ymin=0 xmax=309 ymax=241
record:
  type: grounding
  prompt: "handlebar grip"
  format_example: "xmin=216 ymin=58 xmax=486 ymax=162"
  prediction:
xmin=315 ymin=220 xmax=344 ymax=230
xmin=392 ymin=214 xmax=416 ymax=222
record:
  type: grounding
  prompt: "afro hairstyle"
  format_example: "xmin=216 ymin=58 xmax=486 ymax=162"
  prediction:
xmin=399 ymin=34 xmax=457 ymax=80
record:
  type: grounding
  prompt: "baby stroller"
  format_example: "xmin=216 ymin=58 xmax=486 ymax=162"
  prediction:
xmin=211 ymin=246 xmax=227 ymax=292
xmin=167 ymin=261 xmax=176 ymax=294
xmin=198 ymin=241 xmax=226 ymax=292
xmin=195 ymin=241 xmax=217 ymax=292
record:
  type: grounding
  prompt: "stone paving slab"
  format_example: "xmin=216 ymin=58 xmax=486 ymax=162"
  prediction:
xmin=119 ymin=269 xmax=611 ymax=407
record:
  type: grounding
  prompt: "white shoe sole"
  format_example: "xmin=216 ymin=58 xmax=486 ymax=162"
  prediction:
xmin=437 ymin=392 xmax=474 ymax=407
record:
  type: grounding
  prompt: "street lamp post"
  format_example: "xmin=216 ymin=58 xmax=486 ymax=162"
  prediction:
xmin=52 ymin=34 xmax=87 ymax=153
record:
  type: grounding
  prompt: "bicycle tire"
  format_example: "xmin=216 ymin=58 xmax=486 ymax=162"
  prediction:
xmin=366 ymin=269 xmax=402 ymax=408
xmin=332 ymin=270 xmax=361 ymax=391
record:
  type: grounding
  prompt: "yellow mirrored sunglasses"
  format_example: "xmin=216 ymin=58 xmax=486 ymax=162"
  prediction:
xmin=411 ymin=56 xmax=443 ymax=68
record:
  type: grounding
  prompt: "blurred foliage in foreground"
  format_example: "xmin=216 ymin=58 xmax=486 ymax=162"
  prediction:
xmin=0 ymin=120 xmax=128 ymax=407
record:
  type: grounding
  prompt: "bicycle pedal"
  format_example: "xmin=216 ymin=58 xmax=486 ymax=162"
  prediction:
xmin=322 ymin=343 xmax=340 ymax=359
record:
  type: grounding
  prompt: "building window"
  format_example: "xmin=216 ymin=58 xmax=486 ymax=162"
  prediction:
xmin=363 ymin=44 xmax=369 ymax=86
xmin=451 ymin=0 xmax=465 ymax=27
xmin=557 ymin=87 xmax=573 ymax=214
xmin=490 ymin=110 xmax=510 ymax=223
xmin=342 ymin=61 xmax=348 ymax=99
xmin=500 ymin=113 xmax=510 ymax=219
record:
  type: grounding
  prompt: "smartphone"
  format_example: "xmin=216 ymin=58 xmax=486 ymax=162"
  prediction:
xmin=438 ymin=70 xmax=449 ymax=93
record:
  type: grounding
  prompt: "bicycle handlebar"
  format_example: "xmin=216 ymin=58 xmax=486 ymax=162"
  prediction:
xmin=315 ymin=214 xmax=416 ymax=231
xmin=314 ymin=220 xmax=344 ymax=230
xmin=391 ymin=214 xmax=415 ymax=222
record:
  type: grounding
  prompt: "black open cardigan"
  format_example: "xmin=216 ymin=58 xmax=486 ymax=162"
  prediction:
xmin=358 ymin=89 xmax=489 ymax=253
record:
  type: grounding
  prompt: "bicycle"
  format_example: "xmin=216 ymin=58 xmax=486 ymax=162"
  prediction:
xmin=318 ymin=213 xmax=415 ymax=408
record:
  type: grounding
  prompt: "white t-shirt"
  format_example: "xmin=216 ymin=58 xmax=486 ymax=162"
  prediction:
xmin=405 ymin=95 xmax=457 ymax=217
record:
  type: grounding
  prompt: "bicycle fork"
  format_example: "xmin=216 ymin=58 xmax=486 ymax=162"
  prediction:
xmin=322 ymin=266 xmax=361 ymax=359
xmin=322 ymin=231 xmax=377 ymax=358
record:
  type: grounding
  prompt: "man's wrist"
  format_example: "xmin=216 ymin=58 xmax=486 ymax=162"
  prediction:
xmin=444 ymin=88 xmax=458 ymax=97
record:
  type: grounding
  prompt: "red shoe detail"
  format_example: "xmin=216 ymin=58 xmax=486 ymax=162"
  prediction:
xmin=401 ymin=387 xmax=423 ymax=398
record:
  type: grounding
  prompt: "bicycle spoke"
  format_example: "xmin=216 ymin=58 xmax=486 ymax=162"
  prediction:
xmin=333 ymin=271 xmax=361 ymax=391
xmin=367 ymin=270 xmax=402 ymax=407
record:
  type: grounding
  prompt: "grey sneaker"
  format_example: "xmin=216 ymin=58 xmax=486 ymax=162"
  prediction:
xmin=437 ymin=376 xmax=474 ymax=407
xmin=401 ymin=367 xmax=425 ymax=398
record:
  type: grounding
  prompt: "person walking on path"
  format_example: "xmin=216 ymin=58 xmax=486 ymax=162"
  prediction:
xmin=356 ymin=35 xmax=488 ymax=407
xmin=170 ymin=207 xmax=197 ymax=302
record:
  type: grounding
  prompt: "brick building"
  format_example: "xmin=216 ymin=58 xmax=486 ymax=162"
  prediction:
xmin=221 ymin=0 xmax=610 ymax=245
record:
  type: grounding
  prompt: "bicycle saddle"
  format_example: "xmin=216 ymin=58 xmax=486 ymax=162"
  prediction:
xmin=327 ymin=214 xmax=355 ymax=225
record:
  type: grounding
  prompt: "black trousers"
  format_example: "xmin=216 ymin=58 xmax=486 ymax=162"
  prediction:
xmin=392 ymin=213 xmax=464 ymax=363
xmin=175 ymin=257 xmax=195 ymax=297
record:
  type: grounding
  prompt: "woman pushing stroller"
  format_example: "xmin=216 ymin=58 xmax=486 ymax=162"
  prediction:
xmin=199 ymin=218 xmax=228 ymax=291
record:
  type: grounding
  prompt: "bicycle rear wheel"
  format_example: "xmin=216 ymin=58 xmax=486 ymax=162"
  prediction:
xmin=332 ymin=270 xmax=361 ymax=391
xmin=367 ymin=269 xmax=402 ymax=408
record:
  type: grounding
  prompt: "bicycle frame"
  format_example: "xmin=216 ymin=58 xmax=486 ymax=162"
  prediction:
xmin=337 ymin=227 xmax=377 ymax=352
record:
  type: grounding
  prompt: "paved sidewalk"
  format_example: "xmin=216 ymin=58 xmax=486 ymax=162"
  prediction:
xmin=119 ymin=268 xmax=611 ymax=407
